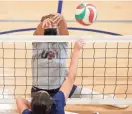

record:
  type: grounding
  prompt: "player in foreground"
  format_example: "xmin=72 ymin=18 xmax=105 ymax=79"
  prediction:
xmin=32 ymin=13 xmax=128 ymax=108
xmin=16 ymin=39 xmax=85 ymax=114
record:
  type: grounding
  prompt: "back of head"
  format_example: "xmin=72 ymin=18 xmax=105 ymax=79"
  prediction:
xmin=31 ymin=92 xmax=53 ymax=114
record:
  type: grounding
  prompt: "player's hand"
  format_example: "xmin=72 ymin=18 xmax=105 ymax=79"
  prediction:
xmin=42 ymin=18 xmax=53 ymax=28
xmin=74 ymin=39 xmax=85 ymax=50
xmin=52 ymin=13 xmax=64 ymax=25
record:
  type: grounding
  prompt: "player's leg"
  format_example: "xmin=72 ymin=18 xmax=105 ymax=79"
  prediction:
xmin=69 ymin=85 xmax=97 ymax=98
xmin=69 ymin=85 xmax=128 ymax=108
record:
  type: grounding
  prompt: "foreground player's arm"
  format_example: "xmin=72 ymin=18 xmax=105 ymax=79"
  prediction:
xmin=60 ymin=40 xmax=85 ymax=100
xmin=16 ymin=98 xmax=31 ymax=114
xmin=52 ymin=14 xmax=69 ymax=35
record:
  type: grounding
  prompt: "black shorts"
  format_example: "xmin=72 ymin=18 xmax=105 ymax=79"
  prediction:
xmin=31 ymin=85 xmax=77 ymax=98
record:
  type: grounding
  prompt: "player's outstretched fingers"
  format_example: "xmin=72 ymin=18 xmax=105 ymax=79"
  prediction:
xmin=77 ymin=39 xmax=86 ymax=48
xmin=47 ymin=19 xmax=53 ymax=26
xmin=78 ymin=39 xmax=85 ymax=47
xmin=52 ymin=13 xmax=63 ymax=25
xmin=42 ymin=18 xmax=53 ymax=28
xmin=74 ymin=39 xmax=86 ymax=50
xmin=42 ymin=20 xmax=46 ymax=28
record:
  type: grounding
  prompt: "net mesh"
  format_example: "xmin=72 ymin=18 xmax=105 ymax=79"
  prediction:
xmin=0 ymin=36 xmax=132 ymax=104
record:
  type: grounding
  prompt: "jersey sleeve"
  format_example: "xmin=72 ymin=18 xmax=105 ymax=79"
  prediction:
xmin=53 ymin=91 xmax=66 ymax=106
xmin=22 ymin=109 xmax=31 ymax=114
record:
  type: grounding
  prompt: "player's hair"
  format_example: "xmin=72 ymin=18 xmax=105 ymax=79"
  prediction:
xmin=44 ymin=28 xmax=57 ymax=35
xmin=41 ymin=14 xmax=55 ymax=22
xmin=31 ymin=92 xmax=53 ymax=114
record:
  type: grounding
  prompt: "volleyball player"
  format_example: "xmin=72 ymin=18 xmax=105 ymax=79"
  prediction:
xmin=31 ymin=13 xmax=128 ymax=108
xmin=16 ymin=39 xmax=85 ymax=114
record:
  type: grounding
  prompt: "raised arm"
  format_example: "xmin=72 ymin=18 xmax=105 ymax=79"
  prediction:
xmin=58 ymin=17 xmax=69 ymax=35
xmin=34 ymin=14 xmax=69 ymax=35
xmin=52 ymin=14 xmax=69 ymax=35
xmin=33 ymin=22 xmax=44 ymax=35
xmin=33 ymin=16 xmax=53 ymax=35
xmin=60 ymin=40 xmax=85 ymax=100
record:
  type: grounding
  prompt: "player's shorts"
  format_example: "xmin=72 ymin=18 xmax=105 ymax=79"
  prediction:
xmin=31 ymin=85 xmax=77 ymax=98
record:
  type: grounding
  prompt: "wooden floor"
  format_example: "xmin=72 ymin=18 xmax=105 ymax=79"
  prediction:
xmin=0 ymin=1 xmax=132 ymax=114
xmin=65 ymin=105 xmax=132 ymax=114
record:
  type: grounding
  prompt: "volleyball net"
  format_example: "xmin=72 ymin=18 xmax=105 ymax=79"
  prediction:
xmin=0 ymin=36 xmax=132 ymax=105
